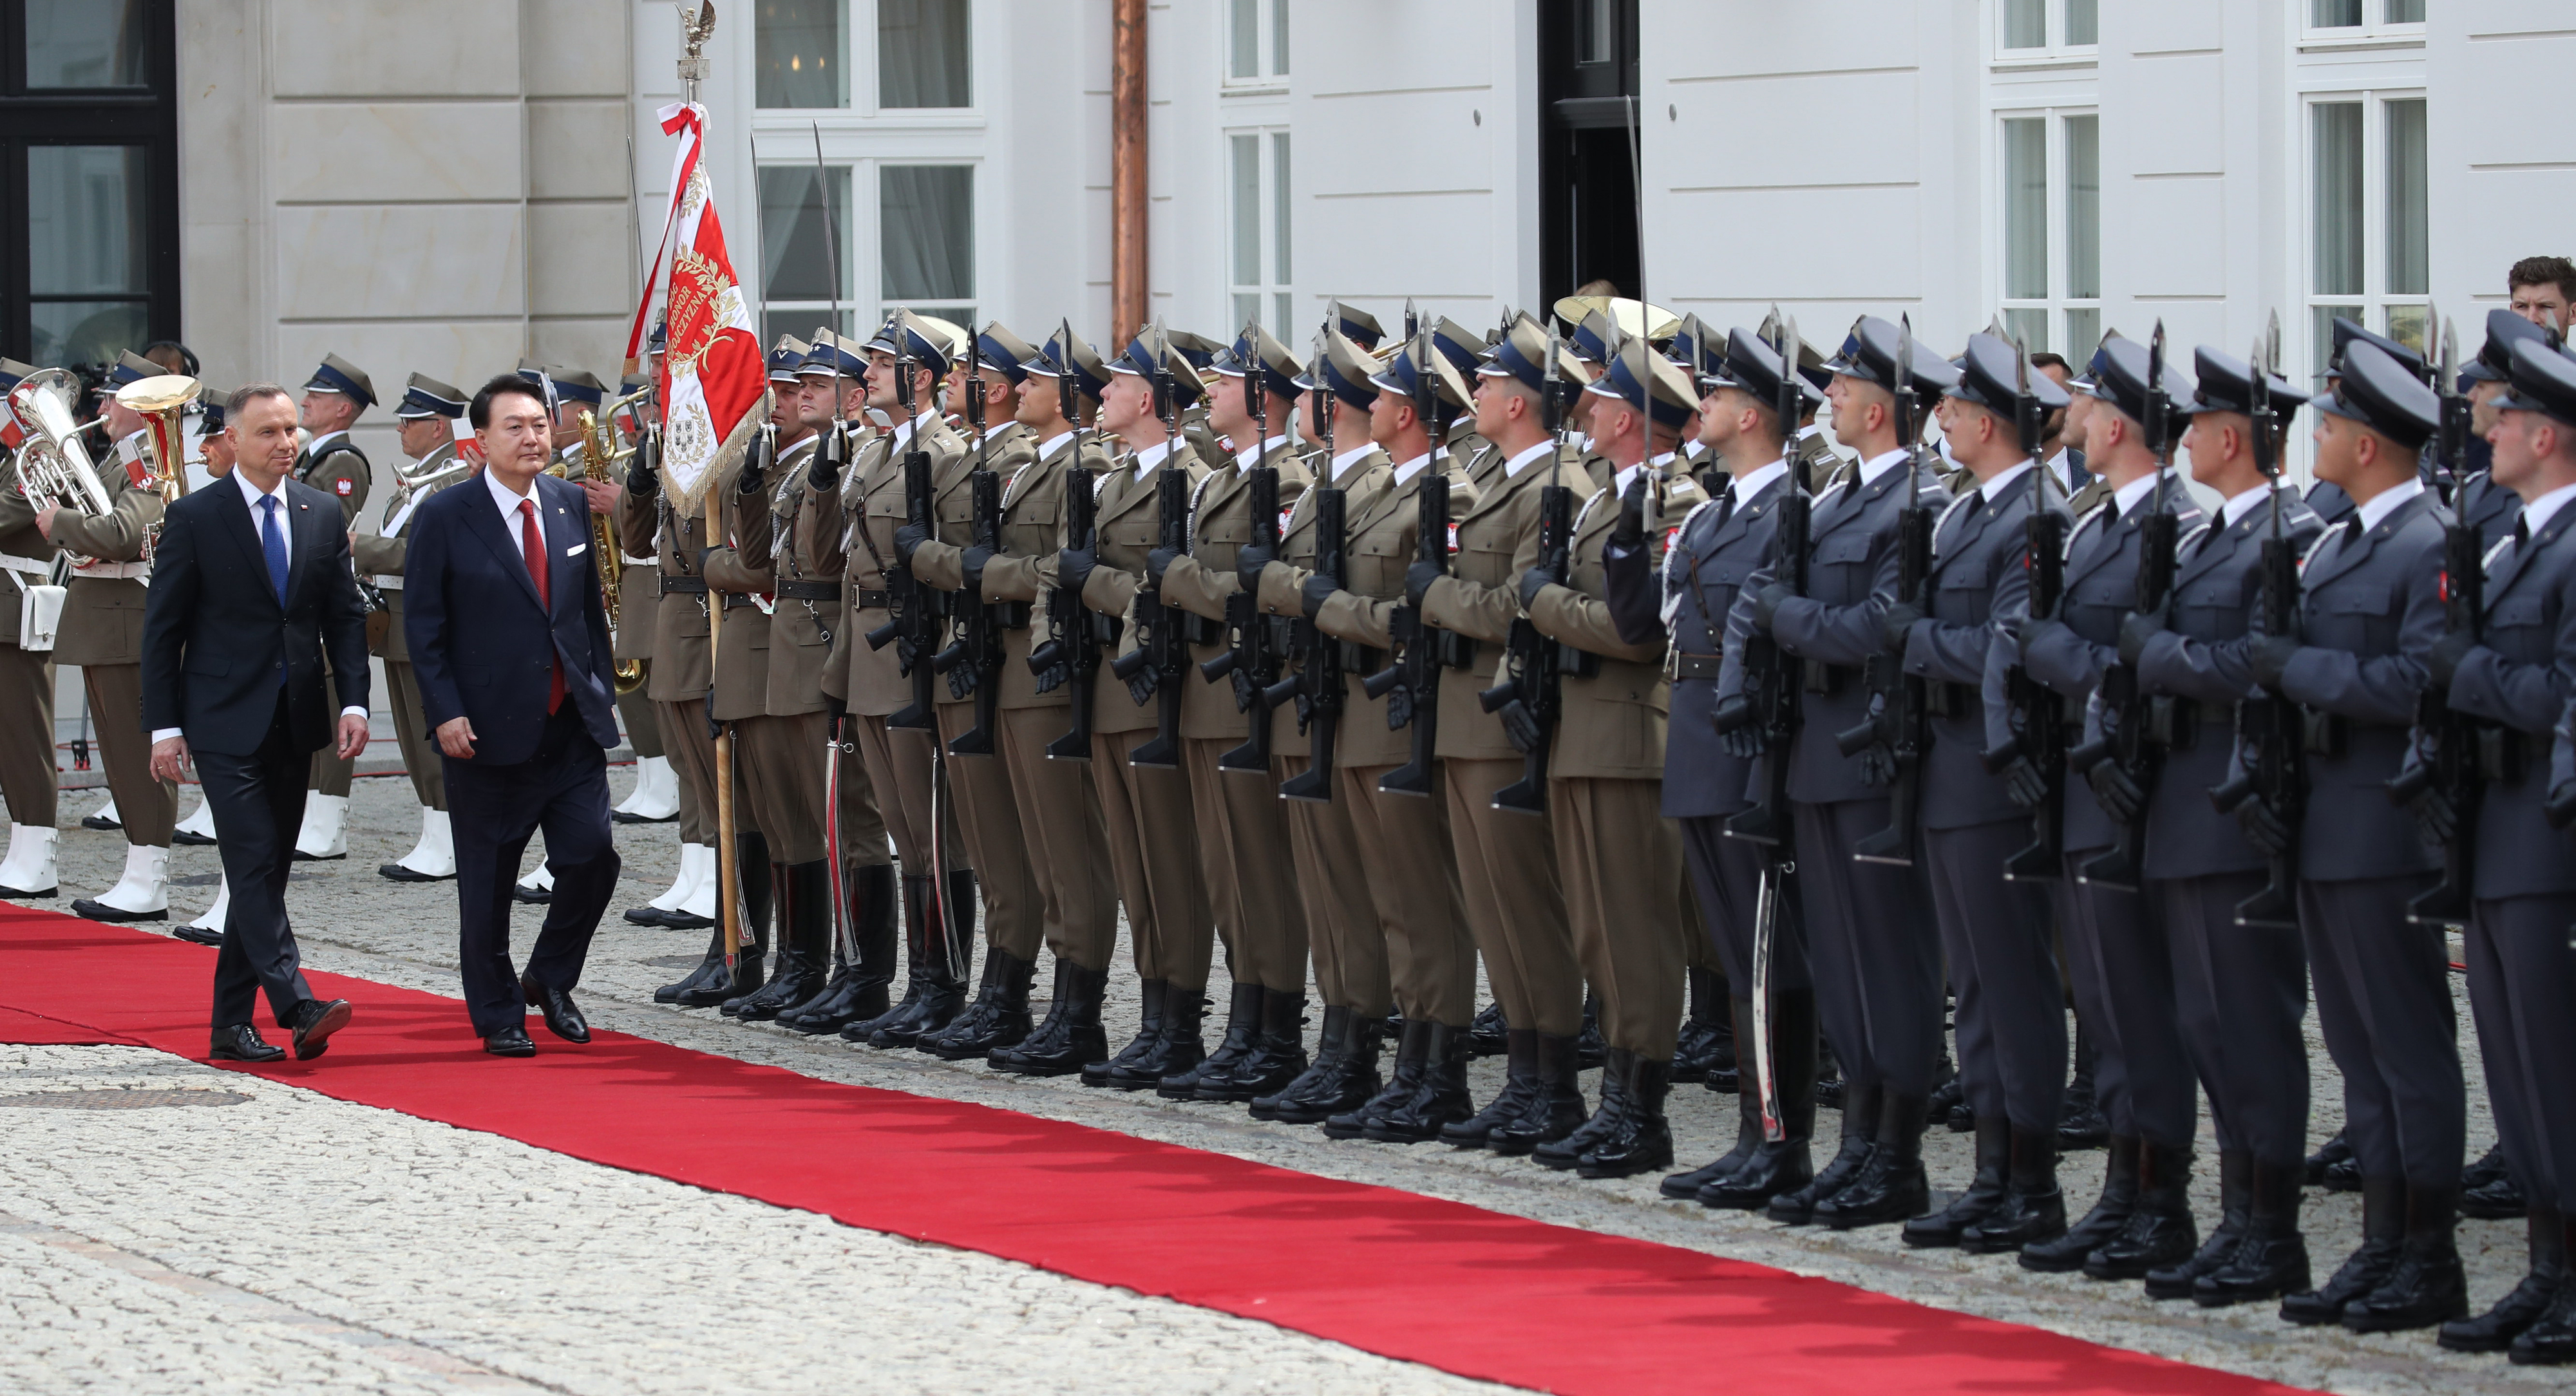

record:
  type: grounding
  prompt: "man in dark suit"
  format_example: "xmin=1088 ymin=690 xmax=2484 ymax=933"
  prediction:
xmin=404 ymin=374 xmax=622 ymax=1057
xmin=142 ymin=384 xmax=367 ymax=1064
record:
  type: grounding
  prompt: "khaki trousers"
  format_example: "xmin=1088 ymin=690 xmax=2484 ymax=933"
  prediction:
xmin=1000 ymin=706 xmax=1117 ymax=970
xmin=661 ymin=697 xmax=759 ymax=837
xmin=1092 ymin=728 xmax=1211 ymax=992
xmin=833 ymin=737 xmax=894 ymax=867
xmin=853 ymin=714 xmax=960 ymax=871
xmin=1446 ymin=756 xmax=1581 ymax=1037
xmin=384 ymin=659 xmax=446 ymax=810
xmin=1343 ymin=762 xmax=1475 ymax=1027
xmin=1553 ymin=775 xmax=1687 ymax=1059
xmin=937 ymin=701 xmax=1043 ymax=961
xmin=616 ymin=677 xmax=664 ymax=760
xmin=735 ymin=712 xmax=831 ymax=864
xmin=0 ymin=643 xmax=55 ymax=827
xmin=82 ymin=663 xmax=174 ymax=847
xmin=1187 ymin=737 xmax=1309 ymax=993
xmin=1279 ymin=752 xmax=1388 ymax=1016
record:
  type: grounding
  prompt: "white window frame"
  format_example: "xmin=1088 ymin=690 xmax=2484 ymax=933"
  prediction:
xmin=1993 ymin=106 xmax=2101 ymax=361
xmin=1224 ymin=0 xmax=1289 ymax=91
xmin=2302 ymin=0 xmax=2425 ymax=42
xmin=1993 ymin=0 xmax=2098 ymax=64
xmin=875 ymin=160 xmax=978 ymax=331
xmin=1224 ymin=127 xmax=1293 ymax=337
xmin=751 ymin=1 xmax=983 ymax=116
xmin=752 ymin=0 xmax=853 ymax=113
xmin=2300 ymin=90 xmax=2429 ymax=373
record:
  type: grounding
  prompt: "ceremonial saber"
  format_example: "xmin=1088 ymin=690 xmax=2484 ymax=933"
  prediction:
xmin=707 ymin=487 xmax=741 ymax=968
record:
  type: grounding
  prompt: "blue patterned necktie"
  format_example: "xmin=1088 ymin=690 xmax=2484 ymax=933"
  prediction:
xmin=260 ymin=495 xmax=289 ymax=607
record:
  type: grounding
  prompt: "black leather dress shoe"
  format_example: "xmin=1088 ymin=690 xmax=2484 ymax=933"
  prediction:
xmin=483 ymin=1025 xmax=536 ymax=1057
xmin=624 ymin=904 xmax=676 ymax=927
xmin=520 ymin=975 xmax=591 ymax=1044
xmin=171 ymin=828 xmax=216 ymax=847
xmin=377 ymin=862 xmax=454 ymax=883
xmin=173 ymin=923 xmax=225 ymax=947
xmin=209 ymin=1023 xmax=284 ymax=1062
xmin=289 ymin=998 xmax=352 ymax=1061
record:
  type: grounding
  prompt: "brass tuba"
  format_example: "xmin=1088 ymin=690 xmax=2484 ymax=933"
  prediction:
xmin=578 ymin=385 xmax=650 ymax=694
xmin=6 ymin=368 xmax=114 ymax=516
xmin=117 ymin=374 xmax=202 ymax=500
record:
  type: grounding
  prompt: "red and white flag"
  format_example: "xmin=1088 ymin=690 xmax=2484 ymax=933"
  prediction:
xmin=627 ymin=101 xmax=764 ymax=509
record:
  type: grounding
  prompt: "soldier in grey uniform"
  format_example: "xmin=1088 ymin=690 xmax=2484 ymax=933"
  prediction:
xmin=0 ymin=359 xmax=61 ymax=900
xmin=2423 ymin=339 xmax=2576 ymax=1358
xmin=2448 ymin=309 xmax=2548 ymax=552
xmin=1729 ymin=316 xmax=1954 ymax=1230
xmin=290 ymin=354 xmax=375 ymax=862
xmin=2298 ymin=319 xmax=2422 ymax=529
xmin=2012 ymin=337 xmax=2206 ymax=1275
xmin=354 ymin=375 xmax=471 ymax=885
xmin=2244 ymin=340 xmax=2462 ymax=1326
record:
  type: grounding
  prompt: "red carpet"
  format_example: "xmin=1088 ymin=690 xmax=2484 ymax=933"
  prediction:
xmin=0 ymin=905 xmax=2311 ymax=1396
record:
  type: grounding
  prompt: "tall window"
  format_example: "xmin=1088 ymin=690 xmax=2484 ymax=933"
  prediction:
xmin=2309 ymin=0 xmax=2423 ymax=32
xmin=756 ymin=0 xmax=848 ymax=109
xmin=880 ymin=0 xmax=971 ymax=108
xmin=1998 ymin=111 xmax=2100 ymax=358
xmin=2309 ymin=95 xmax=2428 ymax=364
xmin=1227 ymin=131 xmax=1292 ymax=333
xmin=881 ymin=164 xmax=972 ymax=327
xmin=1227 ymin=0 xmax=1288 ymax=84
xmin=1998 ymin=0 xmax=2097 ymax=55
xmin=2 ymin=0 xmax=176 ymax=367
xmin=759 ymin=165 xmax=853 ymax=345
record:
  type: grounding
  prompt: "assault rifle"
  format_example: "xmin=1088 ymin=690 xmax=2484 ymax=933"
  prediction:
xmin=1033 ymin=323 xmax=1108 ymax=760
xmin=1206 ymin=318 xmax=1285 ymax=773
xmin=2213 ymin=316 xmax=2304 ymax=927
xmin=1113 ymin=332 xmax=1191 ymax=769
xmin=1482 ymin=322 xmax=1589 ymax=816
xmin=1366 ymin=317 xmax=1451 ymax=797
xmin=1838 ymin=316 xmax=1933 ymax=865
xmin=866 ymin=330 xmax=942 ymax=731
xmin=1991 ymin=332 xmax=2069 ymax=880
xmin=2389 ymin=314 xmax=2481 ymax=929
xmin=1269 ymin=325 xmax=1346 ymax=802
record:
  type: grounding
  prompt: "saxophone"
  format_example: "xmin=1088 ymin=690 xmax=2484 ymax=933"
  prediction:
xmin=577 ymin=393 xmax=649 ymax=694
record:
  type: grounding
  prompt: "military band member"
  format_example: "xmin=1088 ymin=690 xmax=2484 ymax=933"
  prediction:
xmin=1040 ymin=326 xmax=1215 ymax=1077
xmin=0 ymin=358 xmax=62 ymax=899
xmin=1731 ymin=316 xmax=1955 ymax=1229
xmin=1645 ymin=326 xmax=1815 ymax=1209
xmin=290 ymin=354 xmax=374 ymax=862
xmin=357 ymin=375 xmax=471 ymax=885
xmin=1151 ymin=326 xmax=1317 ymax=1099
xmin=2245 ymin=341 xmax=2461 ymax=1326
xmin=2012 ymin=337 xmax=2207 ymax=1276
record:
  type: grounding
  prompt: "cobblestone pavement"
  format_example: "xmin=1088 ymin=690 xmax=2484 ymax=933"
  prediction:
xmin=9 ymin=771 xmax=2561 ymax=1396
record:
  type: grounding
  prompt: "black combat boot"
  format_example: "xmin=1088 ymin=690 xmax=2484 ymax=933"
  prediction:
xmin=1533 ymin=1044 xmax=1630 ymax=1171
xmin=1084 ymin=978 xmax=1168 ymax=1088
xmin=1702 ymin=988 xmax=1818 ymax=1210
xmin=846 ymin=873 xmax=933 ymax=1042
xmin=1902 ymin=1114 xmax=2010 ymax=1247
xmin=1466 ymin=1001 xmax=1508 ymax=1057
xmin=918 ymin=946 xmax=1035 ymax=1059
xmin=1129 ymin=984 xmax=1209 ymax=1089
xmin=1817 ymin=1089 xmax=1930 ymax=1231
xmin=1962 ymin=1124 xmax=2067 ymax=1254
xmin=1369 ymin=1021 xmax=1474 ymax=1143
xmin=1665 ymin=994 xmax=1763 ymax=1198
xmin=2193 ymin=1156 xmax=2311 ymax=1307
xmin=2146 ymin=1148 xmax=2248 ymax=1298
xmin=2280 ymin=1174 xmax=2404 ymax=1325
xmin=2461 ymin=1143 xmax=2528 ymax=1219
xmin=1444 ymin=1027 xmax=1539 ymax=1146
xmin=1672 ymin=967 xmax=1723 ymax=1083
xmin=790 ymin=862 xmax=896 ymax=1033
xmin=2056 ymin=1026 xmax=2108 ymax=1150
xmin=865 ymin=873 xmax=973 ymax=1046
xmin=1489 ymin=1032 xmax=1588 ymax=1156
xmin=2023 ymin=1135 xmax=2139 ymax=1273
xmin=2442 ymin=1205 xmax=2566 ymax=1352
xmin=2344 ymin=1182 xmax=2468 ymax=1332
xmin=721 ymin=858 xmax=791 ymax=1015
xmin=2087 ymin=1140 xmax=2198 ymax=1281
xmin=1254 ymin=1007 xmax=1381 ymax=1125
xmin=1204 ymin=988 xmax=1307 ymax=1103
xmin=2305 ymin=1129 xmax=2352 ymax=1185
xmin=1573 ymin=995 xmax=1606 ymax=1069
xmin=734 ymin=860 xmax=831 ymax=1021
xmin=1326 ymin=1017 xmax=1423 ymax=1140
xmin=655 ymin=926 xmax=725 ymax=1004
xmin=988 ymin=959 xmax=1108 ymax=1077
xmin=677 ymin=835 xmax=772 ymax=1007
xmin=2509 ymin=1213 xmax=2576 ymax=1366
xmin=1769 ymin=1079 xmax=1879 ymax=1225
xmin=1159 ymin=982 xmax=1258 ymax=1099
xmin=1577 ymin=1051 xmax=1676 ymax=1179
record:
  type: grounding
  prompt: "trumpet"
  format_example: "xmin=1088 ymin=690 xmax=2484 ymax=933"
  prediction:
xmin=6 ymin=368 xmax=115 ymax=517
xmin=577 ymin=390 xmax=649 ymax=695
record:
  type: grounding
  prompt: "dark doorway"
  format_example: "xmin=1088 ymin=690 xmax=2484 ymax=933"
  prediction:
xmin=1537 ymin=0 xmax=1639 ymax=312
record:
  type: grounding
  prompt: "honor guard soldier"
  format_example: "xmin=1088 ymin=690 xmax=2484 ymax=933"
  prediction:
xmin=902 ymin=323 xmax=1051 ymax=1061
xmin=1644 ymin=325 xmax=1817 ymax=1209
xmin=1041 ymin=325 xmax=1214 ymax=1078
xmin=1151 ymin=326 xmax=1318 ymax=1099
xmin=289 ymin=353 xmax=374 ymax=862
xmin=0 ymin=359 xmax=63 ymax=898
xmin=2450 ymin=309 xmax=2549 ymax=550
xmin=2300 ymin=319 xmax=2425 ymax=528
xmin=1417 ymin=314 xmax=1589 ymax=1153
xmin=810 ymin=310 xmax=977 ymax=1049
xmin=1779 ymin=326 xmax=1855 ymax=495
xmin=2013 ymin=335 xmax=2209 ymax=1276
xmin=2244 ymin=339 xmax=2463 ymax=1326
xmin=43 ymin=361 xmax=177 ymax=921
xmin=359 ymin=375 xmax=472 ymax=885
xmin=602 ymin=373 xmax=681 ymax=827
xmin=2421 ymin=339 xmax=2576 ymax=1360
xmin=1729 ymin=316 xmax=1954 ymax=1229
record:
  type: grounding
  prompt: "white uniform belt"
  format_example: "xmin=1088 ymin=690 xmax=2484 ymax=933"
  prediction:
xmin=370 ymin=575 xmax=404 ymax=591
xmin=0 ymin=554 xmax=50 ymax=576
xmin=621 ymin=554 xmax=656 ymax=568
xmin=71 ymin=560 xmax=147 ymax=580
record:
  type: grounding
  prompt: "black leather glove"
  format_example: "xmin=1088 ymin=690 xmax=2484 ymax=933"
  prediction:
xmin=1146 ymin=546 xmax=1180 ymax=585
xmin=1405 ymin=559 xmax=1442 ymax=610
xmin=1235 ymin=543 xmax=1275 ymax=596
xmin=2407 ymin=785 xmax=2457 ymax=848
xmin=894 ymin=521 xmax=932 ymax=561
xmin=1879 ymin=601 xmax=1925 ymax=653
xmin=1229 ymin=668 xmax=1258 ymax=712
xmin=2548 ymin=779 xmax=2576 ymax=830
xmin=2248 ymin=633 xmax=2302 ymax=691
xmin=1384 ymin=683 xmax=1414 ymax=731
xmin=2018 ymin=616 xmax=2072 ymax=667
xmin=1496 ymin=697 xmax=1542 ymax=755
xmin=1750 ymin=582 xmax=1791 ymax=634
xmin=2117 ymin=610 xmax=2165 ymax=670
xmin=960 ymin=545 xmax=994 ymax=596
xmin=1611 ymin=475 xmax=1647 ymax=551
xmin=2000 ymin=755 xmax=2049 ymax=810
xmin=737 ymin=453 xmax=767 ymax=498
xmin=893 ymin=635 xmax=922 ymax=674
xmin=2235 ymin=794 xmax=2291 ymax=857
xmin=627 ymin=455 xmax=659 ymax=497
xmin=1056 ymin=547 xmax=1098 ymax=598
xmin=1300 ymin=573 xmax=1339 ymax=619
xmin=2425 ymin=630 xmax=2478 ymax=688
xmin=809 ymin=431 xmax=843 ymax=493
xmin=1856 ymin=746 xmax=1897 ymax=787
xmin=2086 ymin=757 xmax=2146 ymax=824
xmin=1518 ymin=567 xmax=1554 ymax=611
xmin=1720 ymin=724 xmax=1766 ymax=761
xmin=1126 ymin=666 xmax=1159 ymax=706
xmin=1032 ymin=658 xmax=1070 ymax=695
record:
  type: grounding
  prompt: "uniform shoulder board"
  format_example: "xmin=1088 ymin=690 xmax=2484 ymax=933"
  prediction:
xmin=2483 ymin=534 xmax=2517 ymax=572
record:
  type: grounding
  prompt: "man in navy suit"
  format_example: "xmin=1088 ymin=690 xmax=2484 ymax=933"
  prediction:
xmin=142 ymin=384 xmax=368 ymax=1064
xmin=404 ymin=374 xmax=622 ymax=1056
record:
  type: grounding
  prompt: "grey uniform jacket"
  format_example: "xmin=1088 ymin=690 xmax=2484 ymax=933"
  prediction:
xmin=2304 ymin=479 xmax=2355 ymax=527
xmin=2130 ymin=489 xmax=2325 ymax=880
xmin=2273 ymin=489 xmax=2448 ymax=882
xmin=1723 ymin=457 xmax=1953 ymax=807
xmin=2019 ymin=485 xmax=2204 ymax=853
xmin=2443 ymin=498 xmax=2576 ymax=897
xmin=1645 ymin=473 xmax=1792 ymax=820
xmin=1902 ymin=466 xmax=2067 ymax=831
xmin=2452 ymin=469 xmax=2524 ymax=551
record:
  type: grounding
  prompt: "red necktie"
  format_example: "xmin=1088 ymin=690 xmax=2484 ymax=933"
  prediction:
xmin=520 ymin=498 xmax=564 ymax=714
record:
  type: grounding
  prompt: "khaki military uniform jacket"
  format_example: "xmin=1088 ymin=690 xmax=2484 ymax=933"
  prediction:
xmin=617 ymin=458 xmax=717 ymax=703
xmin=702 ymin=435 xmax=814 ymax=721
xmin=349 ymin=442 xmax=462 ymax=664
xmin=1072 ymin=440 xmax=1211 ymax=737
xmin=1417 ymin=442 xmax=1604 ymax=760
xmin=45 ymin=462 xmax=161 ymax=667
xmin=1519 ymin=469 xmax=1707 ymax=780
xmin=0 ymin=458 xmax=52 ymax=646
xmin=1162 ymin=437 xmax=1313 ymax=741
xmin=806 ymin=410 xmax=967 ymax=717
xmin=1286 ymin=457 xmax=1480 ymax=768
xmin=296 ymin=431 xmax=371 ymax=525
xmin=909 ymin=419 xmax=1039 ymax=710
xmin=1253 ymin=448 xmax=1394 ymax=760
xmin=916 ymin=420 xmax=1083 ymax=712
xmin=736 ymin=435 xmax=834 ymax=717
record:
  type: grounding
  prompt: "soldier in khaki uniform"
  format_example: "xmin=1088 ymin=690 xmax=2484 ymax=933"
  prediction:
xmin=806 ymin=312 xmax=977 ymax=1049
xmin=607 ymin=373 xmax=683 ymax=827
xmin=355 ymin=375 xmax=472 ymax=886
xmin=1035 ymin=327 xmax=1216 ymax=1079
xmin=1150 ymin=326 xmax=1314 ymax=1099
xmin=287 ymin=354 xmax=374 ymax=860
xmin=0 ymin=359 xmax=61 ymax=898
xmin=1518 ymin=337 xmax=1707 ymax=1180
